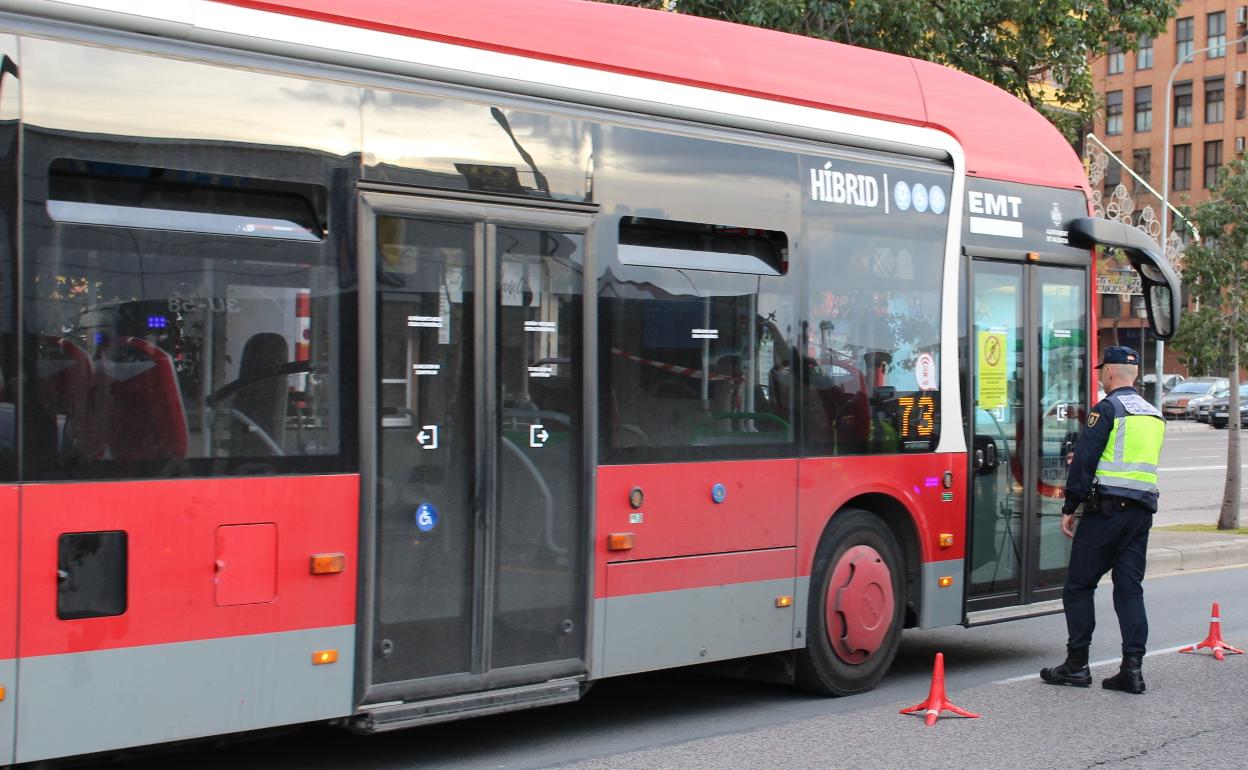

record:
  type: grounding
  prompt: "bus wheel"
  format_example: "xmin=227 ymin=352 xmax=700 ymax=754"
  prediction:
xmin=796 ymin=507 xmax=904 ymax=696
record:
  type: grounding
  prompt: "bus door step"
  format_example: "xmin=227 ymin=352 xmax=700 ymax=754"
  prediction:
xmin=351 ymin=678 xmax=584 ymax=733
xmin=963 ymin=599 xmax=1063 ymax=627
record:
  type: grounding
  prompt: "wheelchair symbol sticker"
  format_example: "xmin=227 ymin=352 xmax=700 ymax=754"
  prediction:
xmin=416 ymin=503 xmax=439 ymax=532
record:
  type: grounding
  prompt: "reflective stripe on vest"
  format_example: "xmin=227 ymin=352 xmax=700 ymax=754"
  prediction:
xmin=1096 ymin=407 xmax=1164 ymax=496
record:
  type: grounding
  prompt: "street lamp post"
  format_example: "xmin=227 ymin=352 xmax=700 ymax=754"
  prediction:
xmin=1159 ymin=34 xmax=1248 ymax=405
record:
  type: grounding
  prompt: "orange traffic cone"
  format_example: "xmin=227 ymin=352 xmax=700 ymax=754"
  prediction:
xmin=900 ymin=652 xmax=981 ymax=726
xmin=1179 ymin=602 xmax=1244 ymax=661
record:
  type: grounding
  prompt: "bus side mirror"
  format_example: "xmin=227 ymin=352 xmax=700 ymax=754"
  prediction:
xmin=1146 ymin=281 xmax=1175 ymax=340
xmin=1066 ymin=218 xmax=1181 ymax=340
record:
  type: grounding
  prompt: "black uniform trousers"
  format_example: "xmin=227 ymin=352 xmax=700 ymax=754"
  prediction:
xmin=1062 ymin=496 xmax=1153 ymax=656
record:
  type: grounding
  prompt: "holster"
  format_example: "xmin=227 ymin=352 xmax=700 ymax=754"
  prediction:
xmin=1082 ymin=488 xmax=1103 ymax=516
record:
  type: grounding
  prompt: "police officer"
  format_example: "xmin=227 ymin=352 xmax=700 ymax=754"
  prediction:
xmin=1041 ymin=346 xmax=1165 ymax=694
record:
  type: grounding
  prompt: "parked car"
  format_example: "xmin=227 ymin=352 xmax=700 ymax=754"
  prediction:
xmin=1188 ymin=381 xmax=1231 ymax=422
xmin=1142 ymin=372 xmax=1185 ymax=391
xmin=1163 ymin=377 xmax=1228 ymax=419
xmin=1208 ymin=383 xmax=1248 ymax=428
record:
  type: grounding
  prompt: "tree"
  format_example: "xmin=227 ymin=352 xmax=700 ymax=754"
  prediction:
xmin=1179 ymin=156 xmax=1248 ymax=530
xmin=602 ymin=0 xmax=1178 ymax=141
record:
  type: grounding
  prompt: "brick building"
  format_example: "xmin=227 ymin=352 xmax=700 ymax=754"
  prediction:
xmin=1089 ymin=1 xmax=1246 ymax=379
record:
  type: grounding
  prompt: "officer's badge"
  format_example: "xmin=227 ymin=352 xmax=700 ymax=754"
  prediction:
xmin=1087 ymin=412 xmax=1100 ymax=428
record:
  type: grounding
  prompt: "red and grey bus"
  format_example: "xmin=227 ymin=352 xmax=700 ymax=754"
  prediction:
xmin=0 ymin=0 xmax=1179 ymax=764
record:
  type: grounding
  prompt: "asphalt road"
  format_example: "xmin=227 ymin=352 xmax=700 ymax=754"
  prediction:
xmin=1158 ymin=422 xmax=1248 ymax=526
xmin=77 ymin=565 xmax=1248 ymax=770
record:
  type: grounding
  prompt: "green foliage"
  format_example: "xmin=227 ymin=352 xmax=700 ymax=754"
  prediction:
xmin=1179 ymin=156 xmax=1248 ymax=356
xmin=1173 ymin=304 xmax=1230 ymax=376
xmin=600 ymin=0 xmax=1178 ymax=141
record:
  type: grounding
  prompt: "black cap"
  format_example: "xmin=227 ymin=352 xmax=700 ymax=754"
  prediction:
xmin=1095 ymin=345 xmax=1140 ymax=368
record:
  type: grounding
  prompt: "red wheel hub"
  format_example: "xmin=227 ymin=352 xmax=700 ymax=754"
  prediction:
xmin=824 ymin=544 xmax=894 ymax=664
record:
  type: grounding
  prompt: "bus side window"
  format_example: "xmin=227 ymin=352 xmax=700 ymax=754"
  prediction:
xmin=601 ymin=217 xmax=795 ymax=463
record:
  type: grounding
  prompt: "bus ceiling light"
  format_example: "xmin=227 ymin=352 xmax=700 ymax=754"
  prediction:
xmin=938 ymin=576 xmax=954 ymax=588
xmin=0 ymin=684 xmax=5 ymax=701
xmin=312 ymin=649 xmax=338 ymax=665
xmin=607 ymin=532 xmax=635 ymax=551
xmin=629 ymin=487 xmax=644 ymax=509
xmin=310 ymin=553 xmax=346 ymax=574
xmin=1026 ymin=251 xmax=1040 ymax=261
xmin=939 ymin=533 xmax=955 ymax=548
xmin=775 ymin=595 xmax=793 ymax=608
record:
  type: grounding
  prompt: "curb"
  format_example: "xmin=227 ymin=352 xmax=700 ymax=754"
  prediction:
xmin=1146 ymin=538 xmax=1248 ymax=574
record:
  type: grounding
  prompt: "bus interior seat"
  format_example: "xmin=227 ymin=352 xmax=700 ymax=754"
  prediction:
xmin=97 ymin=336 xmax=189 ymax=460
xmin=227 ymin=331 xmax=289 ymax=456
xmin=35 ymin=335 xmax=99 ymax=458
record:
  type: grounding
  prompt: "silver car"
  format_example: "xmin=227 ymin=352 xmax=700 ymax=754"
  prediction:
xmin=1187 ymin=380 xmax=1231 ymax=422
xmin=1164 ymin=377 xmax=1227 ymax=419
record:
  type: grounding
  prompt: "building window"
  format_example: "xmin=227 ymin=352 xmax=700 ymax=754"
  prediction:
xmin=1134 ymin=86 xmax=1152 ymax=132
xmin=1206 ymin=78 xmax=1225 ymax=123
xmin=1137 ymin=34 xmax=1153 ymax=69
xmin=1107 ymin=43 xmax=1125 ymax=75
xmin=1104 ymin=154 xmax=1122 ymax=197
xmin=1132 ymin=148 xmax=1151 ymax=188
xmin=1205 ymin=140 xmax=1223 ymax=188
xmin=1102 ymin=293 xmax=1121 ymax=319
xmin=1174 ymin=143 xmax=1192 ymax=191
xmin=1174 ymin=81 xmax=1193 ymax=128
xmin=1177 ymin=17 xmax=1194 ymax=61
xmin=1208 ymin=12 xmax=1227 ymax=58
xmin=1106 ymin=90 xmax=1123 ymax=135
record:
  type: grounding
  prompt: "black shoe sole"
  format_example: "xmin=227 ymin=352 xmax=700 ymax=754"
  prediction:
xmin=1040 ymin=670 xmax=1092 ymax=687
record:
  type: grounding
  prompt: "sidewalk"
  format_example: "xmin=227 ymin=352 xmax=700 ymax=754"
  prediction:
xmin=1147 ymin=529 xmax=1248 ymax=575
xmin=1149 ymin=417 xmax=1247 ymax=575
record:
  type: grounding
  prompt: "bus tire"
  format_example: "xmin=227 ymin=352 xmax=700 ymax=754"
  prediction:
xmin=795 ymin=507 xmax=905 ymax=696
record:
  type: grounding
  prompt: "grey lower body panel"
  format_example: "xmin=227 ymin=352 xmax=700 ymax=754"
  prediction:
xmin=597 ymin=578 xmax=798 ymax=678
xmin=920 ymin=559 xmax=965 ymax=628
xmin=0 ymin=657 xmax=13 ymax=766
xmin=16 ymin=625 xmax=355 ymax=764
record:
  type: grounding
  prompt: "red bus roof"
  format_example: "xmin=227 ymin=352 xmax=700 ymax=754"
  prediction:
xmin=219 ymin=0 xmax=1088 ymax=192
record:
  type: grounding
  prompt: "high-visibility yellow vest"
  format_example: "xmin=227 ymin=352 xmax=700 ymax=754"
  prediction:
xmin=1095 ymin=393 xmax=1164 ymax=496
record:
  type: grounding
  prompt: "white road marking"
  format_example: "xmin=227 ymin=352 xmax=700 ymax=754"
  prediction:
xmin=994 ymin=645 xmax=1189 ymax=684
xmin=1160 ymin=465 xmax=1248 ymax=472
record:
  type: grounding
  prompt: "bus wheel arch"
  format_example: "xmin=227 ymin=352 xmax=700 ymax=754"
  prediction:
xmin=795 ymin=496 xmax=920 ymax=695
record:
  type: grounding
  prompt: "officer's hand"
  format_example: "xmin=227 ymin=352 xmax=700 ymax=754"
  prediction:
xmin=1066 ymin=451 xmax=1074 ymax=465
xmin=1061 ymin=513 xmax=1076 ymax=538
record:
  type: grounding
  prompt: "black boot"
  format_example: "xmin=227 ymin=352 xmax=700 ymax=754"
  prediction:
xmin=1102 ymin=654 xmax=1145 ymax=694
xmin=1040 ymin=647 xmax=1092 ymax=687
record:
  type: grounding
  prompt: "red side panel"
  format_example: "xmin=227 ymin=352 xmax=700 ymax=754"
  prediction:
xmin=605 ymin=548 xmax=795 ymax=598
xmin=797 ymin=454 xmax=966 ymax=574
xmin=596 ymin=459 xmax=798 ymax=555
xmin=214 ymin=523 xmax=279 ymax=606
xmin=0 ymin=486 xmax=16 ymax=661
xmin=19 ymin=475 xmax=358 ymax=658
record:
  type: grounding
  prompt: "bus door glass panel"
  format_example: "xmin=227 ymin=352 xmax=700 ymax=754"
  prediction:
xmin=373 ymin=217 xmax=475 ymax=684
xmin=493 ymin=226 xmax=584 ymax=670
xmin=1033 ymin=267 xmax=1084 ymax=591
xmin=968 ymin=262 xmax=1024 ymax=598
